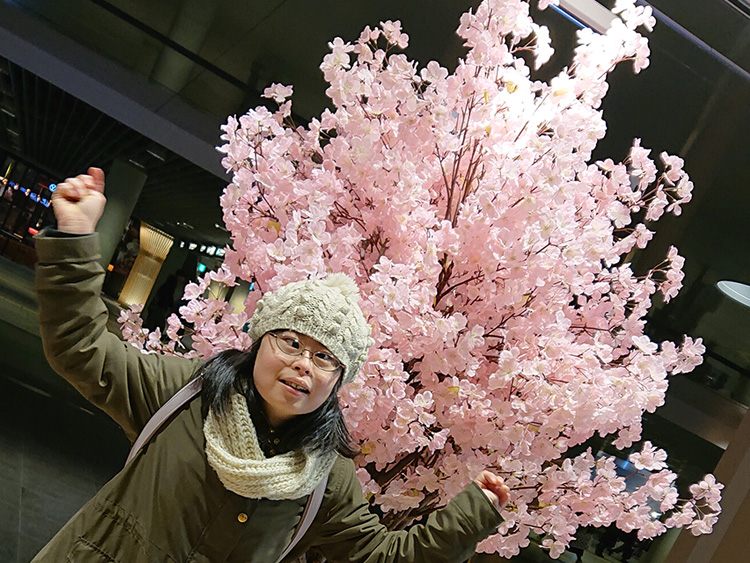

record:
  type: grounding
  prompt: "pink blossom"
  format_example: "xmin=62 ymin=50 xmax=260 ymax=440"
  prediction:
xmin=183 ymin=281 xmax=206 ymax=300
xmin=638 ymin=519 xmax=666 ymax=540
xmin=262 ymin=83 xmax=293 ymax=104
xmin=119 ymin=1 xmax=719 ymax=554
xmin=531 ymin=24 xmax=554 ymax=69
xmin=629 ymin=441 xmax=668 ymax=471
xmin=420 ymin=61 xmax=448 ymax=83
xmin=688 ymin=514 xmax=719 ymax=536
xmin=614 ymin=1 xmax=656 ymax=32
xmin=209 ymin=266 xmax=237 ymax=286
xmin=665 ymin=505 xmax=696 ymax=528
xmin=689 ymin=474 xmax=724 ymax=500
xmin=380 ymin=20 xmax=409 ymax=49
xmin=659 ymin=487 xmax=679 ymax=512
xmin=633 ymin=224 xmax=653 ymax=248
xmin=674 ymin=336 xmax=705 ymax=374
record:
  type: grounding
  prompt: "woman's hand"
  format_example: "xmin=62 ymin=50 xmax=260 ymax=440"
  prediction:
xmin=474 ymin=470 xmax=510 ymax=513
xmin=51 ymin=167 xmax=106 ymax=234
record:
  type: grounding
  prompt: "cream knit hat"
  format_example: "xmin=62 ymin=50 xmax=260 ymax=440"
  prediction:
xmin=245 ymin=274 xmax=373 ymax=384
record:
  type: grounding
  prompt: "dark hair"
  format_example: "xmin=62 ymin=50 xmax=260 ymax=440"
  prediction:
xmin=200 ymin=338 xmax=357 ymax=458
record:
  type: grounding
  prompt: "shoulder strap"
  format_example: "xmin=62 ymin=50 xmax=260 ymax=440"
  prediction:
xmin=125 ymin=376 xmax=203 ymax=465
xmin=126 ymin=375 xmax=327 ymax=561
xmin=275 ymin=473 xmax=329 ymax=563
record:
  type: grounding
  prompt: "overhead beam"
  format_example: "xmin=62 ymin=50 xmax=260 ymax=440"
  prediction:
xmin=0 ymin=1 xmax=227 ymax=179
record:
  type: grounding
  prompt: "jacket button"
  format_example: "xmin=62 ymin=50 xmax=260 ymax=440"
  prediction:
xmin=237 ymin=513 xmax=248 ymax=523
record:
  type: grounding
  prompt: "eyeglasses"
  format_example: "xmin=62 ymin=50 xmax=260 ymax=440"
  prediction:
xmin=268 ymin=331 xmax=342 ymax=372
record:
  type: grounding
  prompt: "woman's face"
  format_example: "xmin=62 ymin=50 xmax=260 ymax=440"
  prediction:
xmin=253 ymin=331 xmax=341 ymax=426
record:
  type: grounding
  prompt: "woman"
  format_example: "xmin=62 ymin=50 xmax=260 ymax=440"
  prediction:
xmin=32 ymin=167 xmax=509 ymax=562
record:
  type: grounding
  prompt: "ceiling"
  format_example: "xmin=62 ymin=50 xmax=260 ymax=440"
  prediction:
xmin=0 ymin=53 xmax=229 ymax=244
xmin=0 ymin=0 xmax=746 ymax=245
xmin=0 ymin=0 xmax=479 ymax=245
xmin=1 ymin=0 xmax=750 ymax=452
xmin=0 ymin=0 xmax=748 ymax=248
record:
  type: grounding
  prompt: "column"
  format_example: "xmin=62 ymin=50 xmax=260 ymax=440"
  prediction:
xmin=664 ymin=405 xmax=750 ymax=562
xmin=96 ymin=159 xmax=147 ymax=268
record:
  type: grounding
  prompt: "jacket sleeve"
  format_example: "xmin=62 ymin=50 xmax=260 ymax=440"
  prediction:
xmin=34 ymin=231 xmax=204 ymax=443
xmin=304 ymin=457 xmax=503 ymax=563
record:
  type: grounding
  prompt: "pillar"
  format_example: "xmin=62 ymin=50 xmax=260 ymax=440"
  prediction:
xmin=118 ymin=223 xmax=173 ymax=308
xmin=664 ymin=403 xmax=750 ymax=562
xmin=96 ymin=159 xmax=147 ymax=268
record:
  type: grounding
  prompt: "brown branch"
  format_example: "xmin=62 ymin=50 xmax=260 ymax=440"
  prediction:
xmin=434 ymin=271 xmax=484 ymax=306
xmin=371 ymin=448 xmax=425 ymax=488
xmin=433 ymin=256 xmax=455 ymax=309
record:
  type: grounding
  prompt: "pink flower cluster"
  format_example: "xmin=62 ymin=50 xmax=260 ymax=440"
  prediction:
xmin=121 ymin=0 xmax=720 ymax=557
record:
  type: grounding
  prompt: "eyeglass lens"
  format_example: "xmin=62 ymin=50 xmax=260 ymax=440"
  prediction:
xmin=272 ymin=333 xmax=340 ymax=371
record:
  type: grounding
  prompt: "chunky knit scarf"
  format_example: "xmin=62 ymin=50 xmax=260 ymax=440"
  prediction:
xmin=203 ymin=393 xmax=335 ymax=500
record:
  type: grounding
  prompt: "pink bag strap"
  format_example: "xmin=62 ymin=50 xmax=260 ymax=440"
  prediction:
xmin=125 ymin=376 xmax=203 ymax=465
xmin=276 ymin=473 xmax=328 ymax=563
xmin=125 ymin=376 xmax=328 ymax=560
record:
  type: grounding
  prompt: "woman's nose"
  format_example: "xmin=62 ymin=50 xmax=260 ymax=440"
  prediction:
xmin=292 ymin=350 xmax=314 ymax=373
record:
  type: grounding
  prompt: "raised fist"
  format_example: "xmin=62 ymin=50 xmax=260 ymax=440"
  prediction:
xmin=474 ymin=470 xmax=510 ymax=513
xmin=51 ymin=167 xmax=106 ymax=234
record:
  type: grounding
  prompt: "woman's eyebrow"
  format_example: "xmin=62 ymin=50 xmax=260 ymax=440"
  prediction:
xmin=283 ymin=331 xmax=333 ymax=353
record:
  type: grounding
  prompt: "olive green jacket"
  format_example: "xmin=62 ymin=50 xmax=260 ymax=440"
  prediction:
xmin=32 ymin=232 xmax=502 ymax=563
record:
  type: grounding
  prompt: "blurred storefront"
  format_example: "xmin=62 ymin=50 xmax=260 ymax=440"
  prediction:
xmin=0 ymin=153 xmax=57 ymax=267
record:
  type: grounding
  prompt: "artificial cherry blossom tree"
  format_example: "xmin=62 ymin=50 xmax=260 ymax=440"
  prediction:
xmin=121 ymin=0 xmax=722 ymax=557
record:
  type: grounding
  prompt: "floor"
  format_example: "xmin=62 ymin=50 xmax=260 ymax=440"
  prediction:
xmin=0 ymin=254 xmax=129 ymax=562
xmin=0 ymin=365 xmax=128 ymax=562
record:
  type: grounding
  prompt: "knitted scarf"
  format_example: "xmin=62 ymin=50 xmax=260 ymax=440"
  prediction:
xmin=203 ymin=393 xmax=335 ymax=500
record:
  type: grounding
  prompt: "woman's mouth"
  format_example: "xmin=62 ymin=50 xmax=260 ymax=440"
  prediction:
xmin=281 ymin=379 xmax=309 ymax=394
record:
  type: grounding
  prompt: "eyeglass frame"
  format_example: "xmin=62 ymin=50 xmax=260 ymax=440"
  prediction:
xmin=267 ymin=330 xmax=343 ymax=373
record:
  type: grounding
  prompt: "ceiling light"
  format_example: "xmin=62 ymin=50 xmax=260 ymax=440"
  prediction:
xmin=727 ymin=0 xmax=750 ymax=17
xmin=146 ymin=146 xmax=167 ymax=161
xmin=1 ymin=108 xmax=15 ymax=118
xmin=717 ymin=281 xmax=750 ymax=308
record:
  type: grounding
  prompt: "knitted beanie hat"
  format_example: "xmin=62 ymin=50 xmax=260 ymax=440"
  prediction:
xmin=245 ymin=274 xmax=373 ymax=384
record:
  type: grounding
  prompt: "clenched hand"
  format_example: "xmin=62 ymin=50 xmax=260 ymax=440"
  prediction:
xmin=51 ymin=167 xmax=106 ymax=235
xmin=474 ymin=471 xmax=510 ymax=513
